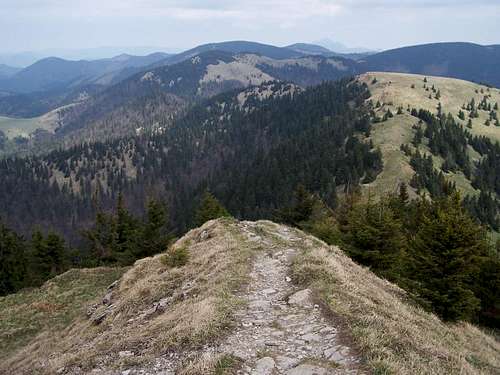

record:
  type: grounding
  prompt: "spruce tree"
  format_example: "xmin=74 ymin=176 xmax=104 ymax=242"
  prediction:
xmin=0 ymin=222 xmax=27 ymax=295
xmin=409 ymin=193 xmax=488 ymax=321
xmin=194 ymin=191 xmax=231 ymax=227
xmin=141 ymin=199 xmax=173 ymax=257
xmin=343 ymin=198 xmax=407 ymax=282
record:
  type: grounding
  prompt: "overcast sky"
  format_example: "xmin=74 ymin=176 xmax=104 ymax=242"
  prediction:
xmin=1 ymin=0 xmax=499 ymax=54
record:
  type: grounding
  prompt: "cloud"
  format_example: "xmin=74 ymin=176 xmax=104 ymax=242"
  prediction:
xmin=2 ymin=0 xmax=342 ymax=21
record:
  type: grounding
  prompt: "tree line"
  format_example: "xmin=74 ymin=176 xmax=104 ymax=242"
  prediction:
xmin=278 ymin=184 xmax=500 ymax=327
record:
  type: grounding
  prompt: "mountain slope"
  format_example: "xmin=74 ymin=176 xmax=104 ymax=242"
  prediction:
xmin=1 ymin=219 xmax=498 ymax=374
xmin=0 ymin=53 xmax=170 ymax=94
xmin=162 ymin=40 xmax=304 ymax=66
xmin=357 ymin=72 xmax=500 ymax=231
xmin=361 ymin=43 xmax=500 ymax=87
xmin=285 ymin=43 xmax=335 ymax=56
xmin=0 ymin=64 xmax=21 ymax=79
xmin=1 ymin=50 xmax=358 ymax=151
xmin=0 ymin=79 xmax=380 ymax=240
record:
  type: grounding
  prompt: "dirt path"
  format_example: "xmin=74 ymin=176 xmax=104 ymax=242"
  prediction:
xmin=117 ymin=222 xmax=363 ymax=375
xmin=212 ymin=222 xmax=361 ymax=374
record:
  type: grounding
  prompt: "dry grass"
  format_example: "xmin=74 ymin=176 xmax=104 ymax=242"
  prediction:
xmin=359 ymin=72 xmax=500 ymax=143
xmin=361 ymin=113 xmax=417 ymax=198
xmin=0 ymin=218 xmax=257 ymax=374
xmin=0 ymin=267 xmax=126 ymax=364
xmin=290 ymin=235 xmax=500 ymax=375
xmin=2 ymin=219 xmax=498 ymax=374
xmin=357 ymin=72 xmax=499 ymax=198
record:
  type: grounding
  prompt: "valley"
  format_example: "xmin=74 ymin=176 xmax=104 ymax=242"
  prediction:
xmin=0 ymin=35 xmax=499 ymax=375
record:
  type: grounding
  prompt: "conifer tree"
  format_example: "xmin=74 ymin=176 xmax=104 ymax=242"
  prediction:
xmin=409 ymin=193 xmax=488 ymax=321
xmin=343 ymin=197 xmax=407 ymax=282
xmin=114 ymin=193 xmax=141 ymax=265
xmin=194 ymin=191 xmax=231 ymax=227
xmin=141 ymin=199 xmax=174 ymax=257
xmin=0 ymin=221 xmax=27 ymax=295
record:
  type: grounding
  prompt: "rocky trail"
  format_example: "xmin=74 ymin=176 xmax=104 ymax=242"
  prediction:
xmin=212 ymin=223 xmax=362 ymax=374
xmin=101 ymin=222 xmax=363 ymax=375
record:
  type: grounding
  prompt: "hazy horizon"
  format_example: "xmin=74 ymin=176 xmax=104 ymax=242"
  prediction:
xmin=1 ymin=1 xmax=499 ymax=57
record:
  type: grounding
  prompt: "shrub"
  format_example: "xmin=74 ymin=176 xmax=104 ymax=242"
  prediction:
xmin=161 ymin=244 xmax=189 ymax=268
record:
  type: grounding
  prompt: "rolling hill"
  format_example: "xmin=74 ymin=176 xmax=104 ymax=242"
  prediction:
xmin=0 ymin=50 xmax=359 ymax=153
xmin=0 ymin=64 xmax=20 ymax=79
xmin=285 ymin=43 xmax=335 ymax=56
xmin=361 ymin=42 xmax=500 ymax=87
xmin=0 ymin=52 xmax=170 ymax=94
xmin=161 ymin=40 xmax=304 ymax=66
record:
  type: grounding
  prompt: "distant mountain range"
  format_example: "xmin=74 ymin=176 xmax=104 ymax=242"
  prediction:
xmin=360 ymin=42 xmax=500 ymax=87
xmin=1 ymin=40 xmax=500 ymax=123
xmin=0 ymin=64 xmax=21 ymax=79
xmin=0 ymin=52 xmax=171 ymax=94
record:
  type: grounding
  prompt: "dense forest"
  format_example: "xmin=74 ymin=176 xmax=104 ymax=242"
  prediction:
xmin=0 ymin=79 xmax=382 ymax=242
xmin=279 ymin=185 xmax=500 ymax=327
xmin=1 ymin=76 xmax=499 ymax=329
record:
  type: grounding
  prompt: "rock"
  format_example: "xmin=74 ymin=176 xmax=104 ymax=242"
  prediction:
xmin=262 ymin=288 xmax=277 ymax=295
xmin=86 ymin=303 xmax=99 ymax=317
xmin=253 ymin=357 xmax=275 ymax=375
xmin=265 ymin=340 xmax=279 ymax=346
xmin=119 ymin=350 xmax=134 ymax=357
xmin=286 ymin=364 xmax=328 ymax=375
xmin=91 ymin=310 xmax=108 ymax=325
xmin=275 ymin=356 xmax=300 ymax=370
xmin=324 ymin=348 xmax=346 ymax=363
xmin=288 ymin=289 xmax=313 ymax=308
xmin=285 ymin=276 xmax=292 ymax=282
xmin=301 ymin=333 xmax=322 ymax=343
xmin=249 ymin=300 xmax=270 ymax=309
xmin=199 ymin=230 xmax=209 ymax=241
xmin=121 ymin=370 xmax=131 ymax=375
xmin=102 ymin=291 xmax=113 ymax=305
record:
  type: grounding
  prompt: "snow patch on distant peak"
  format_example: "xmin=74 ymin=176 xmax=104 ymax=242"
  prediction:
xmin=140 ymin=71 xmax=162 ymax=84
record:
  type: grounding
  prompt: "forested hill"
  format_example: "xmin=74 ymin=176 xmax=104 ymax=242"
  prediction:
xmin=0 ymin=79 xmax=382 ymax=242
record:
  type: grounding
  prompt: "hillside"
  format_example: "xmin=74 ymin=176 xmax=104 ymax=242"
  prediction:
xmin=357 ymin=72 xmax=500 ymax=204
xmin=0 ymin=53 xmax=170 ymax=94
xmin=361 ymin=43 xmax=500 ymax=88
xmin=0 ymin=79 xmax=380 ymax=240
xmin=0 ymin=50 xmax=358 ymax=155
xmin=1 ymin=218 xmax=498 ymax=374
xmin=0 ymin=64 xmax=20 ymax=79
xmin=162 ymin=40 xmax=304 ymax=66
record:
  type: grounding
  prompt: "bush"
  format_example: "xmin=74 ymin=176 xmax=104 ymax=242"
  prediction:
xmin=161 ymin=245 xmax=189 ymax=268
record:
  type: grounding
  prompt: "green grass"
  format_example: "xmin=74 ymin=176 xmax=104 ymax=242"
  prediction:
xmin=0 ymin=115 xmax=46 ymax=139
xmin=360 ymin=72 xmax=497 ymax=200
xmin=0 ymin=267 xmax=126 ymax=360
xmin=361 ymin=72 xmax=500 ymax=143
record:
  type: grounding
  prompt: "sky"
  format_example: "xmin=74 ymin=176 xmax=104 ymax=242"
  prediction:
xmin=1 ymin=0 xmax=499 ymax=55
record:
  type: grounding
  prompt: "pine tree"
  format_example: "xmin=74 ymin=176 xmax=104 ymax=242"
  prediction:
xmin=114 ymin=194 xmax=141 ymax=265
xmin=343 ymin=198 xmax=407 ymax=282
xmin=399 ymin=182 xmax=410 ymax=203
xmin=0 ymin=221 xmax=27 ymax=295
xmin=409 ymin=193 xmax=488 ymax=321
xmin=194 ymin=191 xmax=231 ymax=227
xmin=141 ymin=199 xmax=173 ymax=257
